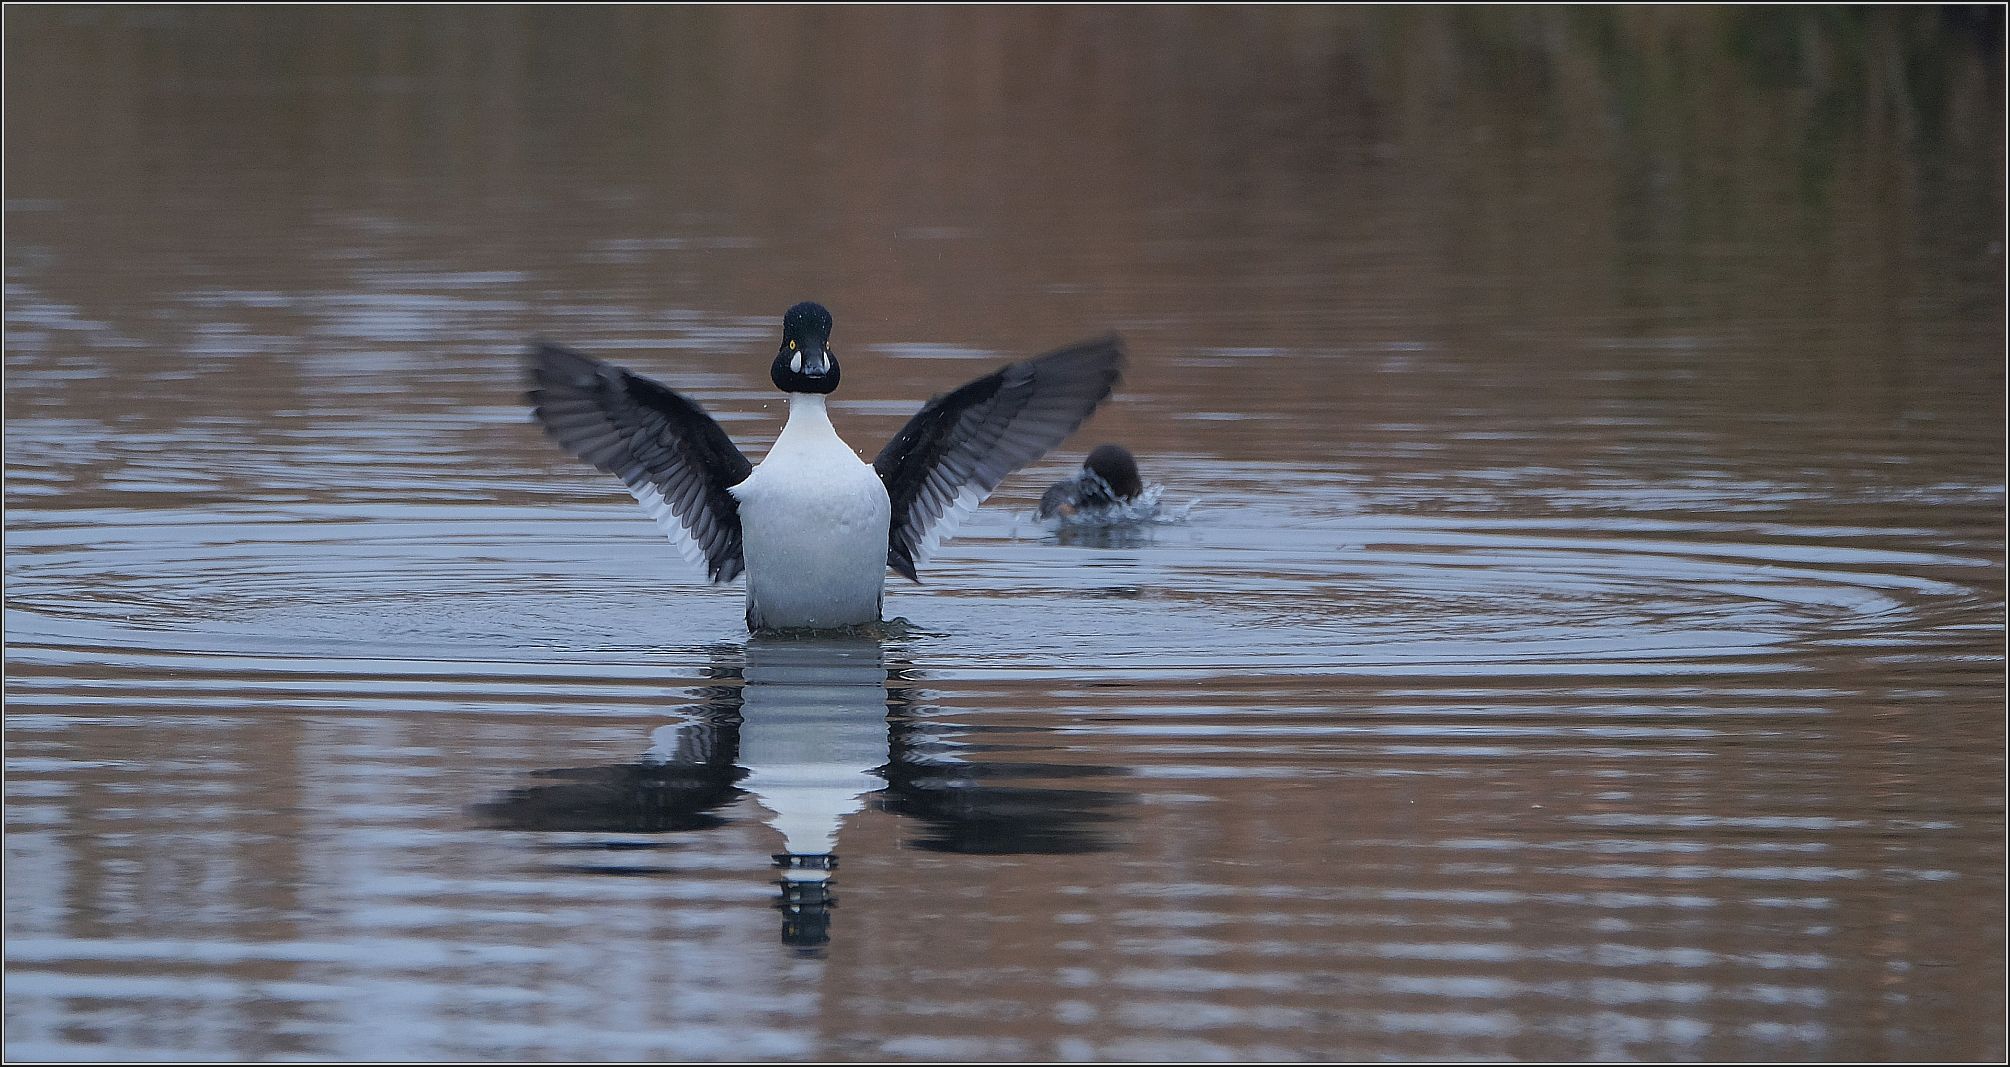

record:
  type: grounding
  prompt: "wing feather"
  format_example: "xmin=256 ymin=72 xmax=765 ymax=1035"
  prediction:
xmin=874 ymin=336 xmax=1124 ymax=580
xmin=526 ymin=343 xmax=754 ymax=583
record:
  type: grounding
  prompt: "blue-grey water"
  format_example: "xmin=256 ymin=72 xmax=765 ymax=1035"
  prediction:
xmin=5 ymin=8 xmax=2005 ymax=1061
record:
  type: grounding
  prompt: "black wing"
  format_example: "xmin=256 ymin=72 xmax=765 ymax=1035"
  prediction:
xmin=526 ymin=343 xmax=754 ymax=583
xmin=874 ymin=336 xmax=1124 ymax=580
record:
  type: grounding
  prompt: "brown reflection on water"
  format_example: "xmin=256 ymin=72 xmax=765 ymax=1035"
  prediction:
xmin=5 ymin=6 xmax=2004 ymax=1062
xmin=8 ymin=7 xmax=2001 ymax=484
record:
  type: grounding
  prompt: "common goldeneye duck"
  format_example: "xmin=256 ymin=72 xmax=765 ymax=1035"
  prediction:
xmin=527 ymin=302 xmax=1123 ymax=632
xmin=1037 ymin=443 xmax=1146 ymax=521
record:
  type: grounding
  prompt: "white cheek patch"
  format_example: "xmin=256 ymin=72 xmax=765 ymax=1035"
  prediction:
xmin=790 ymin=350 xmax=803 ymax=373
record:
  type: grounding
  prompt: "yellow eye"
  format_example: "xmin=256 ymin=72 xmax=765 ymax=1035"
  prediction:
xmin=788 ymin=340 xmax=797 ymax=350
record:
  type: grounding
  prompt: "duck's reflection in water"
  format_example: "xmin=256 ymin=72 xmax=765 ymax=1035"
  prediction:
xmin=477 ymin=636 xmax=1126 ymax=949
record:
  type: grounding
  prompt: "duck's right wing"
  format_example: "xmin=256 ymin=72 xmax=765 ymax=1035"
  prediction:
xmin=527 ymin=342 xmax=754 ymax=583
xmin=873 ymin=336 xmax=1124 ymax=580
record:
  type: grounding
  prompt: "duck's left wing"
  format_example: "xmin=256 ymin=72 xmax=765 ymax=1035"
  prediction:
xmin=527 ymin=343 xmax=754 ymax=583
xmin=873 ymin=336 xmax=1124 ymax=580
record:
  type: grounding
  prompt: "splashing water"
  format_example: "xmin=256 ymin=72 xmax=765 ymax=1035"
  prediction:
xmin=1031 ymin=482 xmax=1197 ymax=530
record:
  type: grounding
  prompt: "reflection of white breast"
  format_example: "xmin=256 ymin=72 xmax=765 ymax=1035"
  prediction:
xmin=731 ymin=395 xmax=892 ymax=629
xmin=734 ymin=640 xmax=889 ymax=858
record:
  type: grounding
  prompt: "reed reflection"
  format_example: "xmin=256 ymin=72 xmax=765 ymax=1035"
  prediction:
xmin=478 ymin=636 xmax=1126 ymax=949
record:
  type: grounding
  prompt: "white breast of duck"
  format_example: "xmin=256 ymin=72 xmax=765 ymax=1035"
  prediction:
xmin=730 ymin=394 xmax=892 ymax=630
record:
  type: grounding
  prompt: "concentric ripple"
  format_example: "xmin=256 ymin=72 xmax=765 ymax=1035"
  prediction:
xmin=5 ymin=492 xmax=1995 ymax=682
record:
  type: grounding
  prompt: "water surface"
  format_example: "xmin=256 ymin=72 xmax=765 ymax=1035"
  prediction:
xmin=6 ymin=8 xmax=2005 ymax=1061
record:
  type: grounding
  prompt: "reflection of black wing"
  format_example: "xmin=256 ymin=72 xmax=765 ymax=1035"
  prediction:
xmin=473 ymin=715 xmax=746 ymax=835
xmin=874 ymin=338 xmax=1123 ymax=580
xmin=527 ymin=343 xmax=754 ymax=583
xmin=477 ymin=643 xmax=1132 ymax=858
xmin=474 ymin=653 xmax=749 ymax=836
xmin=877 ymin=699 xmax=1128 ymax=855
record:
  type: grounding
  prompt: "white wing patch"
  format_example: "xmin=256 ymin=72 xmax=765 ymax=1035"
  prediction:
xmin=630 ymin=481 xmax=713 ymax=574
xmin=912 ymin=484 xmax=985 ymax=569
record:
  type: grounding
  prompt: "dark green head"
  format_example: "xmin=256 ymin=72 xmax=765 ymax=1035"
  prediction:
xmin=772 ymin=301 xmax=838 ymax=394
